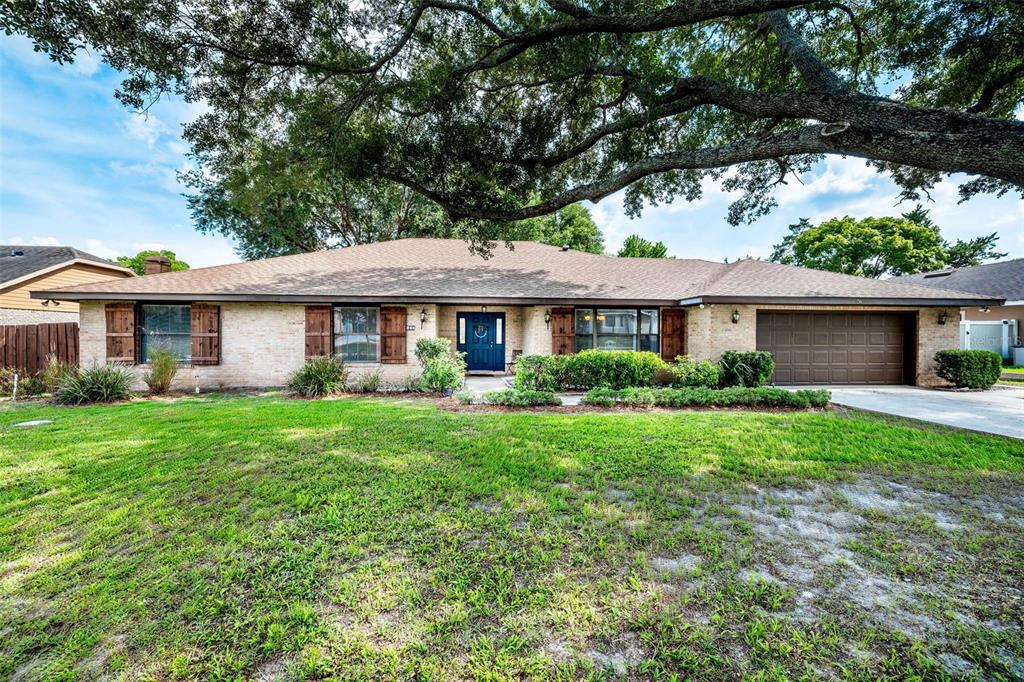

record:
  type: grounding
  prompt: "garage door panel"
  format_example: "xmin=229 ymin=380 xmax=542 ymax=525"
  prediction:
xmin=757 ymin=312 xmax=910 ymax=386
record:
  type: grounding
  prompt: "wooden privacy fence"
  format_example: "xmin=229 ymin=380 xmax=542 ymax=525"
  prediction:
xmin=0 ymin=322 xmax=79 ymax=375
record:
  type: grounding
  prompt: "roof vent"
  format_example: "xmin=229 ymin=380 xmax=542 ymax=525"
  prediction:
xmin=561 ymin=244 xmax=570 ymax=252
xmin=9 ymin=249 xmax=24 ymax=257
xmin=923 ymin=271 xmax=952 ymax=278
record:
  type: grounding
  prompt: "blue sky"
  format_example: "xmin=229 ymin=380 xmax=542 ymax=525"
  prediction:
xmin=2 ymin=34 xmax=1022 ymax=268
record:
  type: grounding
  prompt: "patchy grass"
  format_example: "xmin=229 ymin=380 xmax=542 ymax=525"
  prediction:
xmin=1 ymin=394 xmax=1022 ymax=681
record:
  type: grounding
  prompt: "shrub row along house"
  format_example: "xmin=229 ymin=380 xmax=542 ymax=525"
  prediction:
xmin=32 ymin=239 xmax=1001 ymax=390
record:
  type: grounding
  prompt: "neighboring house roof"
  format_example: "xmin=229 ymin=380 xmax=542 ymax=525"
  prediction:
xmin=32 ymin=238 xmax=1001 ymax=306
xmin=1 ymin=245 xmax=133 ymax=290
xmin=896 ymin=258 xmax=1024 ymax=304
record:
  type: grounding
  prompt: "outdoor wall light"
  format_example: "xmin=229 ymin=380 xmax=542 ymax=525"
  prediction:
xmin=41 ymin=299 xmax=60 ymax=307
xmin=480 ymin=305 xmax=488 ymax=313
xmin=937 ymin=311 xmax=949 ymax=326
xmin=544 ymin=310 xmax=551 ymax=328
xmin=980 ymin=306 xmax=991 ymax=313
xmin=419 ymin=309 xmax=427 ymax=327
xmin=731 ymin=309 xmax=740 ymax=324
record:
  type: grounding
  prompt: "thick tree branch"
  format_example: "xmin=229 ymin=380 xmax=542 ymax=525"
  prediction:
xmin=456 ymin=0 xmax=811 ymax=75
xmin=967 ymin=63 xmax=1024 ymax=113
xmin=766 ymin=10 xmax=850 ymax=91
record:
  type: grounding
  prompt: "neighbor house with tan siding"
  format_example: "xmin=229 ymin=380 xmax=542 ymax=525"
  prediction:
xmin=33 ymin=239 xmax=1001 ymax=390
xmin=1 ymin=245 xmax=133 ymax=325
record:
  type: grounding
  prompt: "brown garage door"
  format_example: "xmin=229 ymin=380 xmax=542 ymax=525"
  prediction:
xmin=756 ymin=312 xmax=912 ymax=385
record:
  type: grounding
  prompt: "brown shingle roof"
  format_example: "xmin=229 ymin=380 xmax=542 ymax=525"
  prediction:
xmin=1 ymin=245 xmax=131 ymax=288
xmin=33 ymin=238 xmax=1001 ymax=305
xmin=895 ymin=259 xmax=1024 ymax=301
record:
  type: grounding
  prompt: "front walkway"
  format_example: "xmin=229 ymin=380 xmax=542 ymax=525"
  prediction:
xmin=813 ymin=385 xmax=1024 ymax=440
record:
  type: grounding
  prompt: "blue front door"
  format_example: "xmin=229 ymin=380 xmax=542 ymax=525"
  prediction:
xmin=458 ymin=313 xmax=505 ymax=371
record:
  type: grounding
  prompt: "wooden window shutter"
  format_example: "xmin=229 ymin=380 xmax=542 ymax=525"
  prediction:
xmin=105 ymin=303 xmax=137 ymax=364
xmin=305 ymin=306 xmax=332 ymax=358
xmin=379 ymin=307 xmax=407 ymax=364
xmin=191 ymin=304 xmax=221 ymax=365
xmin=550 ymin=308 xmax=575 ymax=356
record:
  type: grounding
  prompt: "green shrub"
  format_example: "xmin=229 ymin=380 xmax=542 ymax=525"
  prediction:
xmin=482 ymin=388 xmax=561 ymax=406
xmin=415 ymin=338 xmax=453 ymax=364
xmin=718 ymin=350 xmax=775 ymax=387
xmin=455 ymin=388 xmax=475 ymax=405
xmin=401 ymin=373 xmax=422 ymax=393
xmin=580 ymin=386 xmax=829 ymax=409
xmin=419 ymin=351 xmax=466 ymax=393
xmin=41 ymin=356 xmax=77 ymax=393
xmin=143 ymin=348 xmax=179 ymax=395
xmin=54 ymin=364 xmax=134 ymax=404
xmin=652 ymin=366 xmax=679 ymax=386
xmin=515 ymin=350 xmax=670 ymax=390
xmin=287 ymin=357 xmax=349 ymax=397
xmin=514 ymin=355 xmax=565 ymax=391
xmin=350 ymin=368 xmax=384 ymax=393
xmin=674 ymin=356 xmax=722 ymax=388
xmin=934 ymin=349 xmax=1002 ymax=389
xmin=0 ymin=368 xmax=47 ymax=398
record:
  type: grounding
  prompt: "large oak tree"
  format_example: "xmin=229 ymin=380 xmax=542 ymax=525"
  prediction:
xmin=5 ymin=0 xmax=1023 ymax=244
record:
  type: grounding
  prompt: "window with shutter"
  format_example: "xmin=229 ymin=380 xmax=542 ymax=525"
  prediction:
xmin=305 ymin=306 xmax=332 ymax=358
xmin=379 ymin=307 xmax=407 ymax=364
xmin=105 ymin=303 xmax=137 ymax=363
xmin=191 ymin=305 xmax=221 ymax=365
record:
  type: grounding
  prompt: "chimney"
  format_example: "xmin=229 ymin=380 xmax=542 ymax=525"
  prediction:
xmin=143 ymin=255 xmax=172 ymax=275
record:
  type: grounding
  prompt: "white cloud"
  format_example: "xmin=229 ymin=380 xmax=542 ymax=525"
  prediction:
xmin=67 ymin=49 xmax=101 ymax=77
xmin=5 ymin=235 xmax=63 ymax=246
xmin=123 ymin=113 xmax=171 ymax=148
xmin=776 ymin=157 xmax=879 ymax=207
xmin=83 ymin=239 xmax=119 ymax=260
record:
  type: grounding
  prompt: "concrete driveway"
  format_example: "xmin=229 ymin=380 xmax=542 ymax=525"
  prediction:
xmin=808 ymin=385 xmax=1024 ymax=440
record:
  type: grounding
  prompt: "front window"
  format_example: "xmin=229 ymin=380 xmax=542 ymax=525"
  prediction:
xmin=639 ymin=309 xmax=659 ymax=353
xmin=139 ymin=304 xmax=191 ymax=362
xmin=596 ymin=309 xmax=637 ymax=350
xmin=575 ymin=309 xmax=594 ymax=350
xmin=334 ymin=307 xmax=379 ymax=362
xmin=574 ymin=307 xmax=658 ymax=353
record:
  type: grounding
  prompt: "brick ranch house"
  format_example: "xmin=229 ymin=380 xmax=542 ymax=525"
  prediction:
xmin=33 ymin=239 xmax=1001 ymax=390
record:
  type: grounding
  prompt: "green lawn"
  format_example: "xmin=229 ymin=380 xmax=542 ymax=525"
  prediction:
xmin=1 ymin=395 xmax=1022 ymax=681
xmin=1001 ymin=365 xmax=1024 ymax=374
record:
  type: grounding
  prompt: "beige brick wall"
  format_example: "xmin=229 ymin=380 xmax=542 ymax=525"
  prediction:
xmin=685 ymin=305 xmax=756 ymax=360
xmin=684 ymin=304 xmax=960 ymax=386
xmin=80 ymin=301 xmax=436 ymax=390
xmin=521 ymin=306 xmax=552 ymax=355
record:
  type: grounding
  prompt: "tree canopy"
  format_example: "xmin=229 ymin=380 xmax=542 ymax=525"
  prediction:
xmin=116 ymin=250 xmax=190 ymax=276
xmin=898 ymin=205 xmax=1006 ymax=269
xmin=769 ymin=210 xmax=1005 ymax=277
xmin=618 ymin=235 xmax=670 ymax=258
xmin=5 ymin=0 xmax=1023 ymax=246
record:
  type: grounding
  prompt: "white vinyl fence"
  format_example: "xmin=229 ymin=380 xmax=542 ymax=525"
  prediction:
xmin=960 ymin=319 xmax=1018 ymax=359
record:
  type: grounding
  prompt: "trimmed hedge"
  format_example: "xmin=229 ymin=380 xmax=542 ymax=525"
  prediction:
xmin=675 ymin=356 xmax=722 ymax=388
xmin=580 ymin=386 xmax=830 ymax=409
xmin=482 ymin=388 xmax=561 ymax=406
xmin=934 ymin=349 xmax=1002 ymax=389
xmin=515 ymin=350 xmax=667 ymax=391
